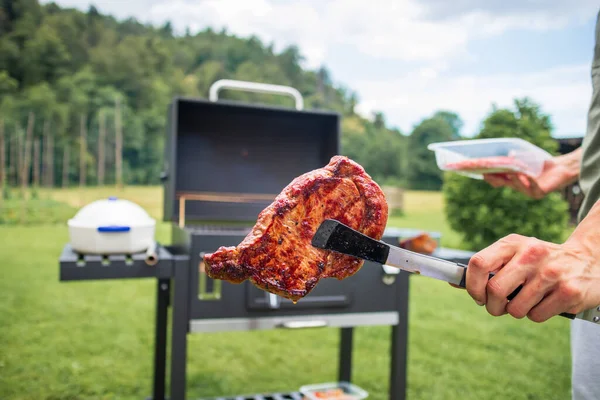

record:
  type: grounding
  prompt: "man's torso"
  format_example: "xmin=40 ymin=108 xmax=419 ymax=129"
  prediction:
xmin=572 ymin=8 xmax=600 ymax=400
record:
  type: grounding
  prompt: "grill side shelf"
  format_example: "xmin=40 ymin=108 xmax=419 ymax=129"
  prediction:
xmin=59 ymin=244 xmax=175 ymax=281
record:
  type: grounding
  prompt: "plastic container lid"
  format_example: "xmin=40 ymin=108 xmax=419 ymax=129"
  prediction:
xmin=299 ymin=382 xmax=368 ymax=399
xmin=68 ymin=197 xmax=155 ymax=229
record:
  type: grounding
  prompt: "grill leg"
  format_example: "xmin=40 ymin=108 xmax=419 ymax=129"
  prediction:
xmin=338 ymin=327 xmax=353 ymax=382
xmin=390 ymin=273 xmax=409 ymax=400
xmin=152 ymin=279 xmax=170 ymax=400
xmin=171 ymin=258 xmax=190 ymax=400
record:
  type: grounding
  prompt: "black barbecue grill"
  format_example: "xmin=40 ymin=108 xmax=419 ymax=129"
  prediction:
xmin=58 ymin=80 xmax=475 ymax=400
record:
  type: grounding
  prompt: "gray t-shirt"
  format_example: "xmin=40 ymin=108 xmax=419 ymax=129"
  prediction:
xmin=571 ymin=8 xmax=600 ymax=400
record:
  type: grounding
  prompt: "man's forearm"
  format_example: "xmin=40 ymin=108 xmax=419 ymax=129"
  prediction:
xmin=566 ymin=198 xmax=600 ymax=256
xmin=556 ymin=147 xmax=583 ymax=187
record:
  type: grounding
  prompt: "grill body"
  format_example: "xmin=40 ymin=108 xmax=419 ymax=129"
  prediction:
xmin=161 ymin=91 xmax=411 ymax=399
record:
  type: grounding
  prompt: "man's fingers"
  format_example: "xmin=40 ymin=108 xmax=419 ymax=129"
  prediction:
xmin=504 ymin=277 xmax=549 ymax=319
xmin=507 ymin=174 xmax=532 ymax=196
xmin=485 ymin=259 xmax=530 ymax=317
xmin=526 ymin=175 xmax=545 ymax=199
xmin=466 ymin=236 xmax=519 ymax=306
xmin=526 ymin=291 xmax=567 ymax=323
xmin=484 ymin=174 xmax=506 ymax=188
xmin=486 ymin=172 xmax=547 ymax=200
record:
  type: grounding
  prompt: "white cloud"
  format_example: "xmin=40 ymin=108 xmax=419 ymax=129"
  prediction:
xmin=127 ymin=0 xmax=471 ymax=68
xmin=43 ymin=0 xmax=597 ymax=68
xmin=323 ymin=0 xmax=471 ymax=64
xmin=354 ymin=64 xmax=592 ymax=137
xmin=41 ymin=0 xmax=597 ymax=136
xmin=147 ymin=0 xmax=327 ymax=67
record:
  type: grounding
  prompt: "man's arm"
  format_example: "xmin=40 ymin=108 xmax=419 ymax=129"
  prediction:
xmin=464 ymin=197 xmax=600 ymax=321
xmin=551 ymin=146 xmax=583 ymax=187
xmin=565 ymin=197 xmax=600 ymax=260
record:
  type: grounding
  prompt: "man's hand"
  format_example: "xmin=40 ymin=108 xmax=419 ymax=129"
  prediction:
xmin=464 ymin=200 xmax=600 ymax=322
xmin=482 ymin=148 xmax=582 ymax=199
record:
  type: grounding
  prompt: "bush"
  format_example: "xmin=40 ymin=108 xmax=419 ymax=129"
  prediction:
xmin=443 ymin=98 xmax=570 ymax=250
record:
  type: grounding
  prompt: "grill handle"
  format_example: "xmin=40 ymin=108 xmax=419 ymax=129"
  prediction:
xmin=209 ymin=79 xmax=304 ymax=110
xmin=277 ymin=320 xmax=328 ymax=329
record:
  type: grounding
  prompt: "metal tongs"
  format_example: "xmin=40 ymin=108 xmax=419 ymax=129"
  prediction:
xmin=311 ymin=219 xmax=600 ymax=324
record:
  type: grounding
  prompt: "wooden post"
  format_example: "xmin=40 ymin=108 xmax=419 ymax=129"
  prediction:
xmin=17 ymin=126 xmax=23 ymax=188
xmin=79 ymin=114 xmax=87 ymax=187
xmin=115 ymin=96 xmax=123 ymax=188
xmin=42 ymin=120 xmax=47 ymax=187
xmin=21 ymin=112 xmax=35 ymax=193
xmin=62 ymin=140 xmax=70 ymax=188
xmin=12 ymin=126 xmax=19 ymax=186
xmin=48 ymin=125 xmax=54 ymax=188
xmin=98 ymin=110 xmax=105 ymax=185
xmin=43 ymin=120 xmax=52 ymax=187
xmin=33 ymin=136 xmax=40 ymax=188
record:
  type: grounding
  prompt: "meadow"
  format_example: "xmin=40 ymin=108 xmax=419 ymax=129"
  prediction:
xmin=0 ymin=187 xmax=571 ymax=399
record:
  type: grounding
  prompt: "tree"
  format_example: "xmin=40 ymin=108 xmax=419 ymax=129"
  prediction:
xmin=0 ymin=94 xmax=16 ymax=188
xmin=160 ymin=21 xmax=173 ymax=37
xmin=0 ymin=0 xmax=410 ymax=188
xmin=19 ymin=82 xmax=64 ymax=188
xmin=341 ymin=116 xmax=406 ymax=187
xmin=20 ymin=112 xmax=34 ymax=193
xmin=432 ymin=110 xmax=463 ymax=139
xmin=373 ymin=112 xmax=385 ymax=130
xmin=42 ymin=119 xmax=53 ymax=187
xmin=443 ymin=98 xmax=569 ymax=250
xmin=33 ymin=130 xmax=40 ymax=188
xmin=0 ymin=70 xmax=18 ymax=95
xmin=79 ymin=113 xmax=86 ymax=187
xmin=21 ymin=22 xmax=71 ymax=86
xmin=407 ymin=114 xmax=457 ymax=190
xmin=97 ymin=109 xmax=105 ymax=185
xmin=114 ymin=95 xmax=122 ymax=188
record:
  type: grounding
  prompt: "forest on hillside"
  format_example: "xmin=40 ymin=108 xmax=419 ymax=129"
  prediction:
xmin=1 ymin=0 xmax=496 ymax=192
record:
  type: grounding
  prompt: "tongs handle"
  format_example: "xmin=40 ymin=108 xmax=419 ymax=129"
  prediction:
xmin=457 ymin=264 xmax=575 ymax=319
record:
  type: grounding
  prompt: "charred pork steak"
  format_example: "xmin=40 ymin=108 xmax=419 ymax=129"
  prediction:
xmin=203 ymin=155 xmax=388 ymax=302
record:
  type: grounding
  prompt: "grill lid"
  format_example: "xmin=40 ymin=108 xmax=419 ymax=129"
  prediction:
xmin=162 ymin=80 xmax=340 ymax=225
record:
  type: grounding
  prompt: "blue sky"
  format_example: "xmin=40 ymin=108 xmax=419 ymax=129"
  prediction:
xmin=42 ymin=0 xmax=599 ymax=138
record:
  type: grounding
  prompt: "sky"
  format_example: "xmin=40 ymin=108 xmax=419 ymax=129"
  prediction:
xmin=41 ymin=0 xmax=600 ymax=138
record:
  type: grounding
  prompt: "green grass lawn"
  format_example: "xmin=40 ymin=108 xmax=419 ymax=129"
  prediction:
xmin=0 ymin=187 xmax=572 ymax=399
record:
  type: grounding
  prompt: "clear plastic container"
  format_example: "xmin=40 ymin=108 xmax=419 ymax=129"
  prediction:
xmin=299 ymin=382 xmax=368 ymax=400
xmin=427 ymin=138 xmax=552 ymax=179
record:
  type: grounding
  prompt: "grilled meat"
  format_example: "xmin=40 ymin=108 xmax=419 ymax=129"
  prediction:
xmin=203 ymin=155 xmax=388 ymax=302
xmin=399 ymin=233 xmax=437 ymax=255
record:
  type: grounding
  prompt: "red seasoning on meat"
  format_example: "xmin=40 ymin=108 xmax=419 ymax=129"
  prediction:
xmin=445 ymin=156 xmax=529 ymax=174
xmin=203 ymin=155 xmax=388 ymax=302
